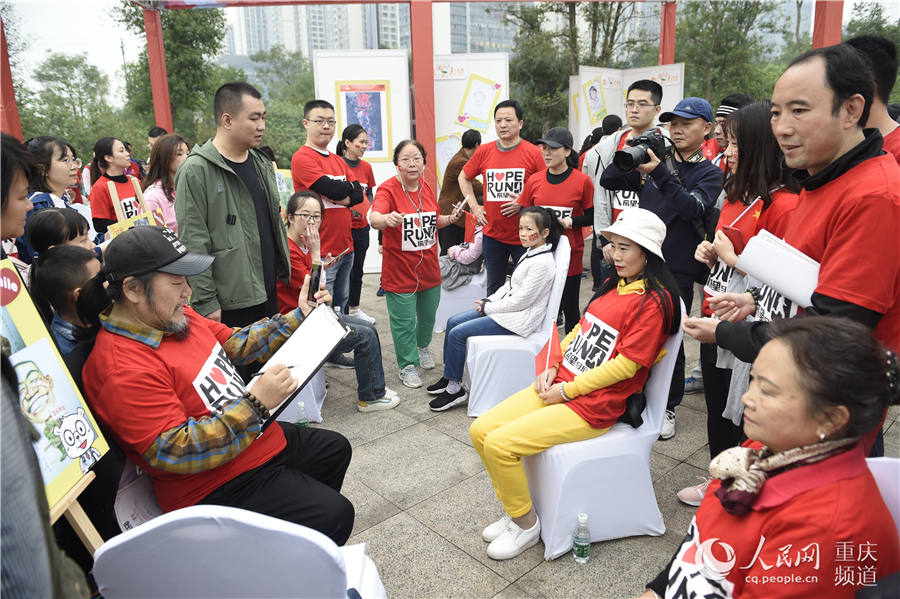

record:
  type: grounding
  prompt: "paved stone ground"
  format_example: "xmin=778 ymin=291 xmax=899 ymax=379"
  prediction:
xmin=313 ymin=271 xmax=900 ymax=599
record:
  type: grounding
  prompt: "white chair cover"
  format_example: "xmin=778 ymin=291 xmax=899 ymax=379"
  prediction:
xmin=277 ymin=368 xmax=327 ymax=424
xmin=523 ymin=316 xmax=684 ymax=560
xmin=866 ymin=457 xmax=900 ymax=536
xmin=434 ymin=270 xmax=488 ymax=333
xmin=464 ymin=236 xmax=570 ymax=417
xmin=94 ymin=504 xmax=386 ymax=599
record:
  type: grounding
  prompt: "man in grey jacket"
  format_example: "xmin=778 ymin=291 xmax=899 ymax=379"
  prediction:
xmin=176 ymin=82 xmax=290 ymax=330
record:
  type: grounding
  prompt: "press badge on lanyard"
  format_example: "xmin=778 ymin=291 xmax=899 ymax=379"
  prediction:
xmin=562 ymin=312 xmax=620 ymax=375
xmin=401 ymin=212 xmax=436 ymax=252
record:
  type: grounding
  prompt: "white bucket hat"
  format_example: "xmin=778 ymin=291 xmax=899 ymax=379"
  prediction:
xmin=598 ymin=208 xmax=666 ymax=260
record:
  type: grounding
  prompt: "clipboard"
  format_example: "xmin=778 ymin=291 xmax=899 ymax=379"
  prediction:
xmin=248 ymin=304 xmax=351 ymax=430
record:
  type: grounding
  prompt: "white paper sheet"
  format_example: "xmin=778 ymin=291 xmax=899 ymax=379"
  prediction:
xmin=736 ymin=229 xmax=820 ymax=308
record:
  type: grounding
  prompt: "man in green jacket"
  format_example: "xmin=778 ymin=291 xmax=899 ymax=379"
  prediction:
xmin=175 ymin=82 xmax=290 ymax=328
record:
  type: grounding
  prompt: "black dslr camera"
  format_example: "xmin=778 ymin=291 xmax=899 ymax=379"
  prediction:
xmin=613 ymin=130 xmax=669 ymax=171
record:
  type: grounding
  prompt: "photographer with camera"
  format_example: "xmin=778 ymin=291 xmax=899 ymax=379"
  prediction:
xmin=599 ymin=97 xmax=724 ymax=440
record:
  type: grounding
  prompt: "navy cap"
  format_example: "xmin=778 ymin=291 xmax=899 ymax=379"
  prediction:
xmin=535 ymin=127 xmax=574 ymax=149
xmin=659 ymin=97 xmax=713 ymax=123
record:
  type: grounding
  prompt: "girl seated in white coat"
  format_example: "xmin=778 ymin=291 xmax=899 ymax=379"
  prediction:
xmin=469 ymin=208 xmax=681 ymax=560
xmin=427 ymin=207 xmax=561 ymax=411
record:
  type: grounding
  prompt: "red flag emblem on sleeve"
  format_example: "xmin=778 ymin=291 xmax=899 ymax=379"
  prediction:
xmin=464 ymin=212 xmax=477 ymax=243
xmin=535 ymin=323 xmax=562 ymax=376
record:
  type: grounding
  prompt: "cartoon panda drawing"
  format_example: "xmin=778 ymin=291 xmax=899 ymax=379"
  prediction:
xmin=54 ymin=408 xmax=101 ymax=474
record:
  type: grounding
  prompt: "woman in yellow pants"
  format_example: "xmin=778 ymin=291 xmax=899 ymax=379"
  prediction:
xmin=470 ymin=208 xmax=682 ymax=560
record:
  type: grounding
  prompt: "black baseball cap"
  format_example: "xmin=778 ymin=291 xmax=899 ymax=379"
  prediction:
xmin=535 ymin=127 xmax=574 ymax=149
xmin=103 ymin=226 xmax=214 ymax=283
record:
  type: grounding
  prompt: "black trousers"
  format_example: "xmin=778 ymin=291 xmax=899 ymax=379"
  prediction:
xmin=199 ymin=423 xmax=354 ymax=545
xmin=438 ymin=224 xmax=465 ymax=256
xmin=699 ymin=342 xmax=743 ymax=459
xmin=348 ymin=226 xmax=370 ymax=309
xmin=667 ymin=283 xmax=694 ymax=412
xmin=561 ymin=274 xmax=583 ymax=333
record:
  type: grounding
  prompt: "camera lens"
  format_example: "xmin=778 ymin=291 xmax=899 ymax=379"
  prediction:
xmin=613 ymin=145 xmax=649 ymax=171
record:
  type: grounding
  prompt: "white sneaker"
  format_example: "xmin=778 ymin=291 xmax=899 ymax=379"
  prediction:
xmin=399 ymin=364 xmax=422 ymax=388
xmin=418 ymin=347 xmax=436 ymax=370
xmin=660 ymin=409 xmax=676 ymax=440
xmin=383 ymin=387 xmax=399 ymax=400
xmin=352 ymin=308 xmax=376 ymax=325
xmin=486 ymin=515 xmax=541 ymax=560
xmin=677 ymin=477 xmax=711 ymax=507
xmin=482 ymin=514 xmax=512 ymax=543
xmin=358 ymin=395 xmax=400 ymax=412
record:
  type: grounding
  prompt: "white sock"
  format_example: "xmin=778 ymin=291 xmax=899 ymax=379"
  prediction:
xmin=446 ymin=380 xmax=461 ymax=393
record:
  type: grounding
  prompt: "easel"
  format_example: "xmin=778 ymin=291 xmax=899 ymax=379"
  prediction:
xmin=49 ymin=471 xmax=104 ymax=555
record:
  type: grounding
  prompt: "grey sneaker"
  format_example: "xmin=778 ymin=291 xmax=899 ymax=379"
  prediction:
xmin=326 ymin=353 xmax=355 ymax=369
xmin=684 ymin=375 xmax=703 ymax=394
xmin=399 ymin=364 xmax=422 ymax=388
xmin=358 ymin=395 xmax=400 ymax=412
xmin=418 ymin=347 xmax=436 ymax=370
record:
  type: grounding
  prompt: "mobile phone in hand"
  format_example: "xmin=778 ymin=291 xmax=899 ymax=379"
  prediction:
xmin=720 ymin=226 xmax=746 ymax=255
xmin=307 ymin=262 xmax=322 ymax=304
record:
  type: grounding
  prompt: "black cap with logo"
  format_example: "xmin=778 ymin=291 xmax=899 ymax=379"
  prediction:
xmin=102 ymin=226 xmax=214 ymax=283
xmin=535 ymin=127 xmax=574 ymax=150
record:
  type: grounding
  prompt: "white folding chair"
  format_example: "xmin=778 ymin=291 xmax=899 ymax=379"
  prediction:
xmin=93 ymin=504 xmax=386 ymax=599
xmin=434 ymin=270 xmax=488 ymax=333
xmin=464 ymin=236 xmax=570 ymax=417
xmin=866 ymin=457 xmax=900 ymax=536
xmin=523 ymin=314 xmax=684 ymax=560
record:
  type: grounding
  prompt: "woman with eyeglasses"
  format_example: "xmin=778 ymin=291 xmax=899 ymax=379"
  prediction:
xmin=277 ymin=191 xmax=400 ymax=412
xmin=336 ymin=124 xmax=377 ymax=325
xmin=16 ymin=136 xmax=99 ymax=264
xmin=371 ymin=140 xmax=463 ymax=389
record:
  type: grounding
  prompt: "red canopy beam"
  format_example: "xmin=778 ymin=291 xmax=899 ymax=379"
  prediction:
xmin=1 ymin=16 xmax=23 ymax=141
xmin=144 ymin=8 xmax=174 ymax=133
xmin=658 ymin=0 xmax=676 ymax=65
xmin=812 ymin=0 xmax=843 ymax=48
xmin=410 ymin=0 xmax=437 ymax=188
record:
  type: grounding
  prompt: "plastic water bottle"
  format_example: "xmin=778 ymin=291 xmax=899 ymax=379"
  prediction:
xmin=573 ymin=512 xmax=590 ymax=564
xmin=296 ymin=401 xmax=310 ymax=427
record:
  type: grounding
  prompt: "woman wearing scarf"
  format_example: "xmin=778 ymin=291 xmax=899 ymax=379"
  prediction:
xmin=641 ymin=316 xmax=900 ymax=598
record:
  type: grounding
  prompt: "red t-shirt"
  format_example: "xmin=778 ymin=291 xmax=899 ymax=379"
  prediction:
xmin=883 ymin=126 xmax=900 ymax=165
xmin=556 ymin=284 xmax=670 ymax=428
xmin=784 ymin=154 xmax=900 ymax=351
xmin=89 ymin=175 xmax=141 ymax=221
xmin=462 ymin=140 xmax=544 ymax=244
xmin=344 ymin=159 xmax=376 ymax=230
xmin=518 ymin=168 xmax=594 ymax=276
xmin=700 ymin=189 xmax=799 ymax=317
xmin=82 ymin=307 xmax=286 ymax=512
xmin=702 ymin=138 xmax=721 ymax=162
xmin=372 ymin=176 xmax=441 ymax=293
xmin=291 ymin=145 xmax=356 ymax=257
xmin=667 ymin=442 xmax=899 ymax=599
xmin=276 ymin=237 xmax=314 ymax=314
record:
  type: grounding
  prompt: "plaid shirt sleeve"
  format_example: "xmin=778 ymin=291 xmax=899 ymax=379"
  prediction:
xmin=221 ymin=308 xmax=304 ymax=365
xmin=141 ymin=397 xmax=265 ymax=474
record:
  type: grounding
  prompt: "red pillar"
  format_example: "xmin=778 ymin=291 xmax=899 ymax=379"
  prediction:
xmin=658 ymin=0 xmax=677 ymax=65
xmin=409 ymin=0 xmax=437 ymax=189
xmin=812 ymin=0 xmax=844 ymax=48
xmin=0 ymin=16 xmax=22 ymax=141
xmin=143 ymin=8 xmax=174 ymax=133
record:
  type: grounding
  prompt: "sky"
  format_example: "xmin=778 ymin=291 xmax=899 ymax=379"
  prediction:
xmin=5 ymin=0 xmax=900 ymax=101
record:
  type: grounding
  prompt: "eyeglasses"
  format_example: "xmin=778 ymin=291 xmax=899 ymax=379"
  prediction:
xmin=59 ymin=158 xmax=78 ymax=166
xmin=293 ymin=212 xmax=321 ymax=222
xmin=398 ymin=157 xmax=423 ymax=165
xmin=625 ymin=101 xmax=658 ymax=110
xmin=307 ymin=119 xmax=336 ymax=127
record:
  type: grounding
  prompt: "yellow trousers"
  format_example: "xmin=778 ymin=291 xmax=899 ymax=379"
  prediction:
xmin=469 ymin=386 xmax=609 ymax=518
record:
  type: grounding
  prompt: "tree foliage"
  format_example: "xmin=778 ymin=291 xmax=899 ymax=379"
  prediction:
xmin=676 ymin=0 xmax=782 ymax=102
xmin=241 ymin=46 xmax=315 ymax=169
xmin=845 ymin=1 xmax=900 ymax=103
xmin=113 ymin=2 xmax=235 ymax=146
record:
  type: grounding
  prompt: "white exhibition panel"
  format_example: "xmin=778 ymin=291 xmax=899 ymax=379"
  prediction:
xmin=433 ymin=53 xmax=509 ymax=193
xmin=313 ymin=49 xmax=411 ymax=274
xmin=570 ymin=63 xmax=685 ymax=145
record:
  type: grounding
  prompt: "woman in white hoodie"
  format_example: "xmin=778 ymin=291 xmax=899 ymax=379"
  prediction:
xmin=426 ymin=207 xmax=561 ymax=412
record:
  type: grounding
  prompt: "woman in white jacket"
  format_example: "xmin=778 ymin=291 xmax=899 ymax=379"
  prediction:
xmin=427 ymin=207 xmax=561 ymax=411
